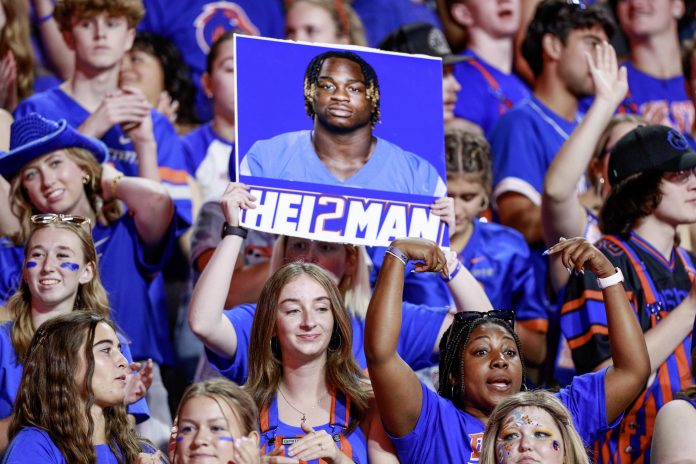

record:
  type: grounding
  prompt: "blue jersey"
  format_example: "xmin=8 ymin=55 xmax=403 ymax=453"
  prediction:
xmin=391 ymin=369 xmax=618 ymax=464
xmin=4 ymin=427 xmax=120 ymax=463
xmin=205 ymin=302 xmax=448 ymax=384
xmin=0 ymin=322 xmax=149 ymax=423
xmin=14 ymin=87 xmax=192 ymax=230
xmin=620 ymin=62 xmax=694 ymax=134
xmin=369 ymin=220 xmax=547 ymax=332
xmin=138 ymin=0 xmax=285 ymax=121
xmin=0 ymin=215 xmax=177 ymax=364
xmin=453 ymin=49 xmax=530 ymax=137
xmin=352 ymin=0 xmax=441 ymax=47
xmin=182 ymin=122 xmax=235 ymax=202
xmin=259 ymin=390 xmax=366 ymax=464
xmin=240 ymin=130 xmax=446 ymax=197
xmin=490 ymin=96 xmax=581 ymax=206
xmin=561 ymin=233 xmax=695 ymax=463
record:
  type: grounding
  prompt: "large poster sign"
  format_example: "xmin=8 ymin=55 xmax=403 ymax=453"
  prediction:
xmin=235 ymin=35 xmax=448 ymax=247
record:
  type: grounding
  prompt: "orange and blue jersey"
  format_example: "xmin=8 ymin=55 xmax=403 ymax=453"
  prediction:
xmin=259 ymin=388 xmax=366 ymax=464
xmin=561 ymin=232 xmax=695 ymax=463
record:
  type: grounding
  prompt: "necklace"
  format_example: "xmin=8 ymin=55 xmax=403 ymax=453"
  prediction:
xmin=278 ymin=385 xmax=328 ymax=424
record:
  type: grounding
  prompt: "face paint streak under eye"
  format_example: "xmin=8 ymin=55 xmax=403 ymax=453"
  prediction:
xmin=60 ymin=262 xmax=80 ymax=271
xmin=218 ymin=436 xmax=234 ymax=442
xmin=496 ymin=439 xmax=511 ymax=463
xmin=26 ymin=261 xmax=37 ymax=268
xmin=176 ymin=435 xmax=184 ymax=442
xmin=553 ymin=440 xmax=560 ymax=451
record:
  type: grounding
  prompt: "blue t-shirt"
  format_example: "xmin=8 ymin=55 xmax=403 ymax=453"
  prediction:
xmin=370 ymin=220 xmax=547 ymax=332
xmin=240 ymin=130 xmax=446 ymax=197
xmin=0 ymin=215 xmax=177 ymax=364
xmin=621 ymin=62 xmax=694 ymax=134
xmin=352 ymin=0 xmax=441 ymax=47
xmin=205 ymin=302 xmax=448 ymax=384
xmin=391 ymin=369 xmax=618 ymax=464
xmin=138 ymin=0 xmax=285 ymax=121
xmin=453 ymin=49 xmax=530 ymax=138
xmin=181 ymin=122 xmax=235 ymax=202
xmin=0 ymin=322 xmax=149 ymax=423
xmin=13 ymin=87 xmax=192 ymax=230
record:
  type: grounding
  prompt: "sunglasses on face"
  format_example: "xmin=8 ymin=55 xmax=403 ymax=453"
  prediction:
xmin=31 ymin=213 xmax=92 ymax=227
xmin=663 ymin=167 xmax=696 ymax=185
xmin=454 ymin=309 xmax=515 ymax=329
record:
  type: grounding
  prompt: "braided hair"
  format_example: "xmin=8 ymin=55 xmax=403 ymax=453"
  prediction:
xmin=303 ymin=50 xmax=381 ymax=127
xmin=438 ymin=317 xmax=526 ymax=408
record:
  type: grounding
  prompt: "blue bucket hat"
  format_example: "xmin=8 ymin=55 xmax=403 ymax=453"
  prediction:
xmin=0 ymin=113 xmax=109 ymax=180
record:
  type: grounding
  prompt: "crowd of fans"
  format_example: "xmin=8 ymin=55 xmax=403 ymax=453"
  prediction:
xmin=1 ymin=0 xmax=696 ymax=463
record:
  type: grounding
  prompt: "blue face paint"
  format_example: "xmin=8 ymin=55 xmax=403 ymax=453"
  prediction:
xmin=60 ymin=262 xmax=80 ymax=271
xmin=218 ymin=436 xmax=234 ymax=442
xmin=26 ymin=261 xmax=37 ymax=268
xmin=176 ymin=435 xmax=184 ymax=442
xmin=553 ymin=440 xmax=560 ymax=451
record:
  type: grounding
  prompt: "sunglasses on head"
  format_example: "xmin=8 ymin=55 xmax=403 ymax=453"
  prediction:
xmin=454 ymin=309 xmax=515 ymax=329
xmin=31 ymin=213 xmax=91 ymax=227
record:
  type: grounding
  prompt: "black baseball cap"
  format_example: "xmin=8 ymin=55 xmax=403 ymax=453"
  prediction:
xmin=608 ymin=125 xmax=696 ymax=185
xmin=378 ymin=22 xmax=468 ymax=65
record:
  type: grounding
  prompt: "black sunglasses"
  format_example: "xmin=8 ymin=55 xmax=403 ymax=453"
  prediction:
xmin=454 ymin=309 xmax=515 ymax=329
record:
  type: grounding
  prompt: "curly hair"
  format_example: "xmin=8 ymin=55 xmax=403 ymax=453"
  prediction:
xmin=438 ymin=317 xmax=526 ymax=409
xmin=445 ymin=127 xmax=493 ymax=198
xmin=54 ymin=0 xmax=145 ymax=31
xmin=0 ymin=0 xmax=34 ymax=105
xmin=131 ymin=32 xmax=199 ymax=127
xmin=286 ymin=0 xmax=367 ymax=46
xmin=9 ymin=312 xmax=143 ymax=464
xmin=480 ymin=390 xmax=590 ymax=464
xmin=8 ymin=221 xmax=111 ymax=362
xmin=246 ymin=262 xmax=369 ymax=434
xmin=521 ymin=0 xmax=615 ymax=78
xmin=9 ymin=147 xmax=123 ymax=245
xmin=303 ymin=50 xmax=381 ymax=127
xmin=598 ymin=171 xmax=663 ymax=238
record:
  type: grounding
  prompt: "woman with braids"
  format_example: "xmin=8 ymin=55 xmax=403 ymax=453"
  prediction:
xmin=0 ymin=216 xmax=152 ymax=451
xmin=480 ymin=391 xmax=590 ymax=464
xmin=3 ymin=312 xmax=163 ymax=463
xmin=364 ymin=236 xmax=650 ymax=463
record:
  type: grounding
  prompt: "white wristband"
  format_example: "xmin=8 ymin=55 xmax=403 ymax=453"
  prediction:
xmin=596 ymin=268 xmax=624 ymax=289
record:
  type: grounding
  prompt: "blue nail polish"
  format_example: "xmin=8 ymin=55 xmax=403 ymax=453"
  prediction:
xmin=60 ymin=262 xmax=80 ymax=271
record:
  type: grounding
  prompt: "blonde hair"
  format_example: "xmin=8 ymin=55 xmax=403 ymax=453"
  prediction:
xmin=0 ymin=0 xmax=34 ymax=104
xmin=286 ymin=0 xmax=367 ymax=46
xmin=269 ymin=236 xmax=372 ymax=319
xmin=7 ymin=221 xmax=110 ymax=362
xmin=9 ymin=147 xmax=122 ymax=245
xmin=246 ymin=262 xmax=369 ymax=433
xmin=480 ymin=391 xmax=590 ymax=464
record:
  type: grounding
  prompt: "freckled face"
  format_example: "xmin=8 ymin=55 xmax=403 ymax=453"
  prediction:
xmin=495 ymin=406 xmax=565 ymax=464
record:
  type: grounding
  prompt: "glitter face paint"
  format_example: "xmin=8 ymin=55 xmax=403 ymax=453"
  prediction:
xmin=60 ymin=262 xmax=80 ymax=271
xmin=496 ymin=407 xmax=565 ymax=464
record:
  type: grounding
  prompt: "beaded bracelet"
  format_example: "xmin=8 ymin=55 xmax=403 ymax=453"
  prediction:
xmin=442 ymin=260 xmax=462 ymax=282
xmin=385 ymin=246 xmax=408 ymax=266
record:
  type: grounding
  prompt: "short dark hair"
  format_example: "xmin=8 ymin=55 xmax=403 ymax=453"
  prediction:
xmin=303 ymin=51 xmax=381 ymax=126
xmin=522 ymin=0 xmax=616 ymax=77
xmin=131 ymin=32 xmax=199 ymax=126
xmin=598 ymin=170 xmax=663 ymax=238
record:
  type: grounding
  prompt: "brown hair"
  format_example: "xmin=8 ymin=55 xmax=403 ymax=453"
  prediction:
xmin=9 ymin=147 xmax=122 ymax=245
xmin=9 ymin=312 xmax=143 ymax=464
xmin=286 ymin=0 xmax=367 ymax=46
xmin=598 ymin=171 xmax=663 ymax=238
xmin=445 ymin=127 xmax=493 ymax=198
xmin=54 ymin=0 xmax=145 ymax=31
xmin=0 ymin=0 xmax=35 ymax=104
xmin=480 ymin=390 xmax=590 ymax=464
xmin=246 ymin=262 xmax=369 ymax=433
xmin=7 ymin=221 xmax=110 ymax=362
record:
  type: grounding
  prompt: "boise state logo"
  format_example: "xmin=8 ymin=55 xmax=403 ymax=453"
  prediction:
xmin=667 ymin=129 xmax=689 ymax=151
xmin=194 ymin=2 xmax=259 ymax=54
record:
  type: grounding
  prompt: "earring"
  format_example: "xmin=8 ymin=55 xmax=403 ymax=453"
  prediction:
xmin=82 ymin=175 xmax=90 ymax=185
xmin=594 ymin=177 xmax=605 ymax=197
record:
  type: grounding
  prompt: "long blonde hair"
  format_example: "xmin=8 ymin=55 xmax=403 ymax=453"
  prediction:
xmin=269 ymin=236 xmax=372 ymax=319
xmin=9 ymin=147 xmax=122 ymax=245
xmin=0 ymin=0 xmax=34 ymax=105
xmin=7 ymin=221 xmax=110 ymax=362
xmin=480 ymin=391 xmax=590 ymax=464
xmin=246 ymin=262 xmax=369 ymax=433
